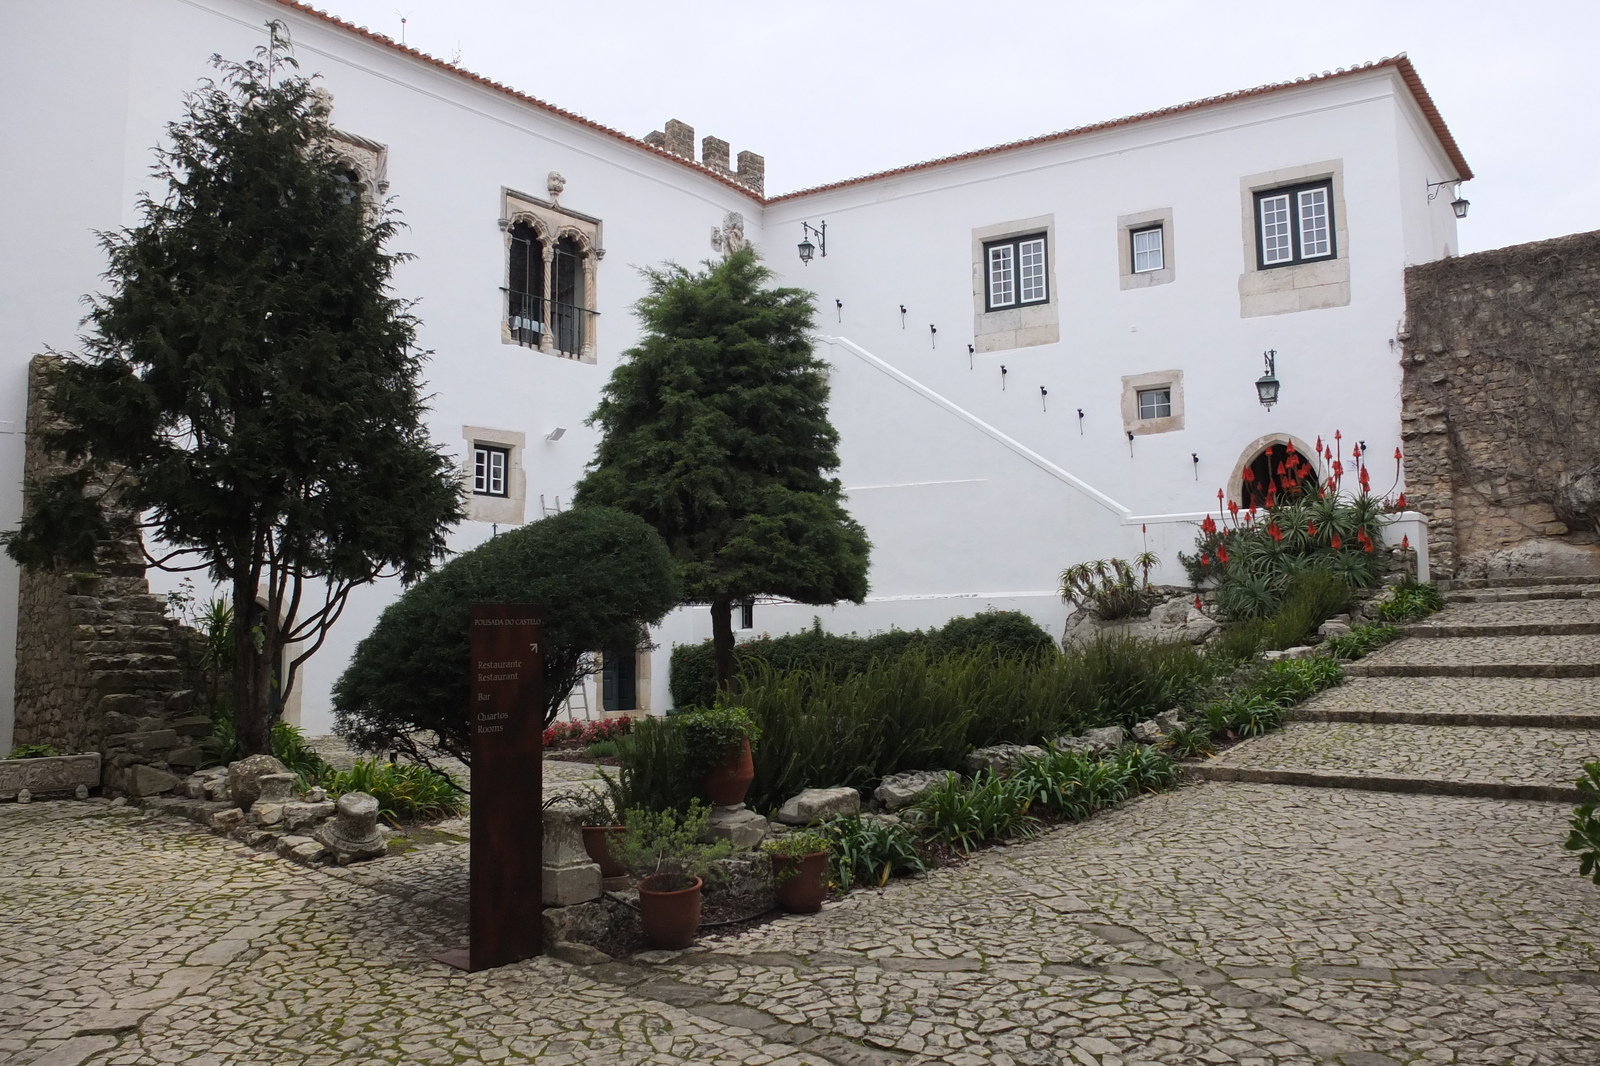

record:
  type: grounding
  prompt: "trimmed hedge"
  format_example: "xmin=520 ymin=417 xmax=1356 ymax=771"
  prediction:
xmin=668 ymin=610 xmax=1055 ymax=708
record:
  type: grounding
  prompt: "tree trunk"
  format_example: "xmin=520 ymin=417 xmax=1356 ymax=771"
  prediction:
xmin=710 ymin=596 xmax=737 ymax=696
xmin=231 ymin=573 xmax=273 ymax=756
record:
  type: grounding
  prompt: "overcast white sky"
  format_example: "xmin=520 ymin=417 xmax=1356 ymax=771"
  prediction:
xmin=314 ymin=0 xmax=1598 ymax=255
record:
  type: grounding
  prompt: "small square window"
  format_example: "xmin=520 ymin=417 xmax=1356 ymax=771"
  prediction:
xmin=1131 ymin=226 xmax=1164 ymax=273
xmin=472 ymin=444 xmax=509 ymax=497
xmin=984 ymin=233 xmax=1048 ymax=312
xmin=1137 ymin=387 xmax=1172 ymax=420
xmin=1255 ymin=179 xmax=1335 ymax=268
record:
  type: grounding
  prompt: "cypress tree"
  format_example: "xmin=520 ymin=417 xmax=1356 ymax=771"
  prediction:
xmin=575 ymin=246 xmax=871 ymax=694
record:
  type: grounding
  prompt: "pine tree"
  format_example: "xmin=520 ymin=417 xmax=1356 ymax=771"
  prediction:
xmin=574 ymin=246 xmax=871 ymax=693
xmin=2 ymin=29 xmax=464 ymax=755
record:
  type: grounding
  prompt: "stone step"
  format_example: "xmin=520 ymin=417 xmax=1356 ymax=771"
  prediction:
xmin=1345 ymin=634 xmax=1600 ymax=678
xmin=1298 ymin=676 xmax=1600 ymax=724
xmin=1190 ymin=721 xmax=1596 ymax=802
xmin=1451 ymin=575 xmax=1600 ymax=590
xmin=1446 ymin=585 xmax=1600 ymax=603
xmin=1401 ymin=621 xmax=1600 ymax=637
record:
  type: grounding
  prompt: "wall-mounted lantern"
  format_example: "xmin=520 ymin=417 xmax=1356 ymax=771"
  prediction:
xmin=1427 ymin=179 xmax=1470 ymax=219
xmin=797 ymin=220 xmax=826 ymax=264
xmin=1255 ymin=349 xmax=1281 ymax=410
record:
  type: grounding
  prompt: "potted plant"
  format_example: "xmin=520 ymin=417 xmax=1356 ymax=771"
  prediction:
xmin=610 ymin=802 xmax=734 ymax=949
xmin=576 ymin=774 xmax=628 ymax=883
xmin=762 ymin=830 xmax=832 ymax=914
xmin=676 ymin=706 xmax=761 ymax=807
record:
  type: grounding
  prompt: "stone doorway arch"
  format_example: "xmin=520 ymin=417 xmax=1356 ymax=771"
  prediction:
xmin=1227 ymin=432 xmax=1320 ymax=509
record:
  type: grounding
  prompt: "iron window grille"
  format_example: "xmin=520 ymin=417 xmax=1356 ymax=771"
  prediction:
xmin=984 ymin=233 xmax=1049 ymax=312
xmin=505 ymin=225 xmax=599 ymax=356
xmin=472 ymin=444 xmax=510 ymax=497
xmin=1255 ymin=180 xmax=1335 ymax=268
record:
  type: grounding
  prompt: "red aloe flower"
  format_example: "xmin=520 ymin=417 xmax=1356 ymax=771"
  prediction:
xmin=1194 ymin=596 xmax=1203 ymax=610
xmin=1315 ymin=436 xmax=1323 ymax=453
xmin=1201 ymin=515 xmax=1217 ymax=534
xmin=1228 ymin=500 xmax=1240 ymax=516
xmin=1242 ymin=467 xmax=1256 ymax=483
xmin=1362 ymin=539 xmax=1374 ymax=553
xmin=1394 ymin=448 xmax=1403 ymax=461
xmin=1217 ymin=544 xmax=1229 ymax=563
xmin=1335 ymin=430 xmax=1342 ymax=440
xmin=1401 ymin=534 xmax=1410 ymax=550
xmin=1331 ymin=533 xmax=1342 ymax=549
xmin=1332 ymin=460 xmax=1343 ymax=477
xmin=1307 ymin=520 xmax=1318 ymax=536
xmin=1396 ymin=492 xmax=1407 ymax=509
xmin=1268 ymin=521 xmax=1283 ymax=541
xmin=1201 ymin=554 xmax=1210 ymax=566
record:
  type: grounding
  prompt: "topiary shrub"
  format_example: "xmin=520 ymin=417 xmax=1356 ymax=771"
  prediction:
xmin=332 ymin=506 xmax=680 ymax=772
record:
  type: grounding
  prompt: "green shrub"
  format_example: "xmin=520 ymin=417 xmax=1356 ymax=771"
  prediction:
xmin=669 ymin=610 xmax=1053 ymax=709
xmin=613 ymin=716 xmax=696 ymax=813
xmin=1058 ymin=557 xmax=1161 ymax=621
xmin=611 ymin=802 xmax=734 ymax=889
xmin=324 ymin=759 xmax=464 ymax=823
xmin=1251 ymin=657 xmax=1344 ymax=705
xmin=1208 ymin=618 xmax=1273 ymax=665
xmin=914 ymin=771 xmax=1039 ymax=852
xmin=584 ymin=740 xmax=619 ymax=759
xmin=1564 ymin=762 xmax=1600 ymax=886
xmin=1323 ymin=623 xmax=1400 ymax=660
xmin=1372 ymin=581 xmax=1445 ymax=622
xmin=821 ymin=815 xmax=926 ymax=888
xmin=1164 ymin=725 xmax=1216 ymax=759
xmin=1112 ymin=744 xmax=1179 ymax=793
xmin=7 ymin=744 xmax=61 ymax=759
xmin=1203 ymin=693 xmax=1286 ymax=739
xmin=1263 ymin=571 xmax=1354 ymax=648
xmin=270 ymin=722 xmax=332 ymax=787
xmin=333 ymin=505 xmax=681 ymax=772
xmin=1060 ymin=635 xmax=1211 ymax=729
xmin=674 ymin=705 xmax=761 ymax=776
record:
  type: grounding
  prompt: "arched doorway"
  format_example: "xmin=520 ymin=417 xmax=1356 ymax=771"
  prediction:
xmin=1227 ymin=433 xmax=1320 ymax=509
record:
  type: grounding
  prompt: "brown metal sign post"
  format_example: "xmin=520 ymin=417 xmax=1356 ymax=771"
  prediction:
xmin=439 ymin=604 xmax=545 ymax=971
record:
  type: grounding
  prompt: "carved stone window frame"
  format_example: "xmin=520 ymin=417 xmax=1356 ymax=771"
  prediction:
xmin=462 ymin=426 xmax=526 ymax=524
xmin=1121 ymin=369 xmax=1185 ymax=436
xmin=500 ymin=188 xmax=604 ymax=364
xmin=328 ymin=130 xmax=389 ymax=212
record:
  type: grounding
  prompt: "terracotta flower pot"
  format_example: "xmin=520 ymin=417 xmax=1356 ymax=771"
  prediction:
xmin=772 ymin=851 xmax=829 ymax=914
xmin=700 ymin=736 xmax=754 ymax=807
xmin=581 ymin=825 xmax=627 ymax=879
xmin=637 ymin=873 xmax=703 ymax=949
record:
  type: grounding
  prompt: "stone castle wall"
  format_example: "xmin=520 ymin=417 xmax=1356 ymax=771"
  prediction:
xmin=12 ymin=357 xmax=209 ymax=794
xmin=1400 ymin=229 xmax=1600 ymax=578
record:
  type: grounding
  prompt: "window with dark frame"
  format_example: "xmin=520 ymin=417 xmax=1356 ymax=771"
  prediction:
xmin=1136 ymin=387 xmax=1172 ymax=420
xmin=472 ymin=444 xmax=509 ymax=497
xmin=507 ymin=221 xmax=545 ymax=347
xmin=984 ymin=233 xmax=1049 ymax=312
xmin=1254 ymin=179 xmax=1335 ymax=268
xmin=1131 ymin=225 xmax=1164 ymax=273
xmin=739 ymin=600 xmax=754 ymax=630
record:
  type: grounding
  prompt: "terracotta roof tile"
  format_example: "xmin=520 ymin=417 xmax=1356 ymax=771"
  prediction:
xmin=768 ymin=55 xmax=1472 ymax=203
xmin=267 ymin=8 xmax=1471 ymax=206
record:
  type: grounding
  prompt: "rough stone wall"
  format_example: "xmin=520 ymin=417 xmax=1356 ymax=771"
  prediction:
xmin=12 ymin=357 xmax=209 ymax=792
xmin=1400 ymin=229 xmax=1600 ymax=578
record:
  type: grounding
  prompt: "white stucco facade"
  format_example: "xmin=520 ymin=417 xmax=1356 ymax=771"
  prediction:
xmin=0 ymin=0 xmax=1470 ymax=745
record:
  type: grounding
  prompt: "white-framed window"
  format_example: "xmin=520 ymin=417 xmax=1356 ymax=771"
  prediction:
xmin=1256 ymin=180 xmax=1335 ymax=267
xmin=473 ymin=444 xmax=509 ymax=497
xmin=1131 ymin=226 xmax=1164 ymax=273
xmin=1136 ymin=387 xmax=1172 ymax=420
xmin=984 ymin=233 xmax=1048 ymax=311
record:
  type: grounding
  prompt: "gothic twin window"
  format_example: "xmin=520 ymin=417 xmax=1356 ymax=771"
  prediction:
xmin=503 ymin=193 xmax=600 ymax=362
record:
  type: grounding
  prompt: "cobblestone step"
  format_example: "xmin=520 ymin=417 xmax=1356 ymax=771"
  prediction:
xmin=1451 ymin=574 xmax=1600 ymax=590
xmin=1401 ymin=620 xmax=1600 ymax=637
xmin=1344 ymin=634 xmax=1600 ymax=678
xmin=1295 ymin=676 xmax=1600 ymax=726
xmin=1445 ymin=585 xmax=1600 ymax=603
xmin=1195 ymin=721 xmax=1596 ymax=802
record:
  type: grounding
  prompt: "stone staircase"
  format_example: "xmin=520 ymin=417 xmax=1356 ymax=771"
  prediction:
xmin=1191 ymin=579 xmax=1600 ymax=804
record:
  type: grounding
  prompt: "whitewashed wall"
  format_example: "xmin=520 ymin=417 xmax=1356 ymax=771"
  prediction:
xmin=1 ymin=4 xmax=1461 ymax=737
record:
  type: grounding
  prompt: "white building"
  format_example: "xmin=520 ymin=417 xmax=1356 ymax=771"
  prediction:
xmin=0 ymin=0 xmax=1469 ymax=745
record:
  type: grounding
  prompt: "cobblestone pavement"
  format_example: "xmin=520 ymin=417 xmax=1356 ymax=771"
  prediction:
xmin=1209 ymin=721 xmax=1598 ymax=786
xmin=1293 ymin=677 xmax=1600 ymax=722
xmin=1352 ymin=635 xmax=1600 ymax=671
xmin=6 ymin=583 xmax=1600 ymax=1066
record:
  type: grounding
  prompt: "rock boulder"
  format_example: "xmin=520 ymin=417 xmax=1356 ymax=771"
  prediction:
xmin=228 ymin=754 xmax=289 ymax=811
xmin=874 ymin=770 xmax=951 ymax=811
xmin=775 ymin=787 xmax=860 ymax=826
